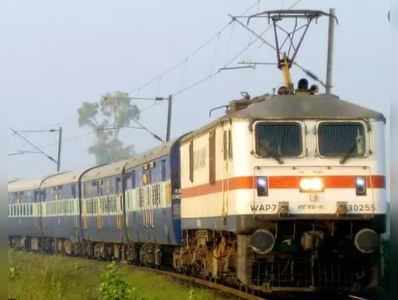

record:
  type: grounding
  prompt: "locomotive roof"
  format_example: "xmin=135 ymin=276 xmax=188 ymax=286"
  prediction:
xmin=182 ymin=94 xmax=384 ymax=141
xmin=8 ymin=178 xmax=42 ymax=192
xmin=231 ymin=94 xmax=385 ymax=121
xmin=81 ymin=160 xmax=128 ymax=182
xmin=40 ymin=170 xmax=85 ymax=188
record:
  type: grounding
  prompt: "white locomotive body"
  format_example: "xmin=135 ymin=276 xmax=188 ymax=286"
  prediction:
xmin=180 ymin=94 xmax=386 ymax=224
xmin=178 ymin=94 xmax=386 ymax=292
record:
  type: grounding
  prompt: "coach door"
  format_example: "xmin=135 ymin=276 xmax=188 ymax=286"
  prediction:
xmin=33 ymin=190 xmax=41 ymax=231
xmin=116 ymin=177 xmax=123 ymax=230
xmin=142 ymin=166 xmax=154 ymax=237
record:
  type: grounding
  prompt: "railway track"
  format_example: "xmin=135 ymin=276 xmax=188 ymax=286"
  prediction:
xmin=134 ymin=267 xmax=372 ymax=300
xmin=12 ymin=249 xmax=374 ymax=300
xmin=136 ymin=265 xmax=264 ymax=300
xmin=13 ymin=248 xmax=263 ymax=300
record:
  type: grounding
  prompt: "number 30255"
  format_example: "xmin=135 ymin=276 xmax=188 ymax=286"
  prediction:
xmin=345 ymin=203 xmax=375 ymax=212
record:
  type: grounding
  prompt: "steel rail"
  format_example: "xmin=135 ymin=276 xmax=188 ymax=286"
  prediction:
xmin=12 ymin=249 xmax=370 ymax=300
xmin=136 ymin=266 xmax=265 ymax=300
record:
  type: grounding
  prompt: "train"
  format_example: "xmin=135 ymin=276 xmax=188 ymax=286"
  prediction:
xmin=8 ymin=89 xmax=387 ymax=298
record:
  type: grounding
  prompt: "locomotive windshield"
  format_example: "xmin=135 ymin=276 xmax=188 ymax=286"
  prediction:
xmin=318 ymin=122 xmax=365 ymax=157
xmin=255 ymin=122 xmax=302 ymax=159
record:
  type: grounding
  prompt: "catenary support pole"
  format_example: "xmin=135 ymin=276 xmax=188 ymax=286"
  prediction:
xmin=166 ymin=95 xmax=173 ymax=142
xmin=325 ymin=8 xmax=336 ymax=95
xmin=57 ymin=126 xmax=63 ymax=172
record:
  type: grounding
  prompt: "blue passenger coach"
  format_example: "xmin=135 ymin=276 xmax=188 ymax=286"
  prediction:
xmin=40 ymin=171 xmax=83 ymax=254
xmin=80 ymin=160 xmax=128 ymax=258
xmin=8 ymin=178 xmax=42 ymax=249
xmin=124 ymin=142 xmax=182 ymax=246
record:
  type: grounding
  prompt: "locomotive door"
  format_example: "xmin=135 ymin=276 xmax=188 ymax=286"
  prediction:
xmin=221 ymin=124 xmax=232 ymax=221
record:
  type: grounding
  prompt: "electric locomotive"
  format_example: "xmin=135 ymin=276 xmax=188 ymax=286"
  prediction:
xmin=174 ymin=92 xmax=387 ymax=295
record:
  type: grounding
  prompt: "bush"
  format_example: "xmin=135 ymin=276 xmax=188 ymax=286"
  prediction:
xmin=99 ymin=262 xmax=132 ymax=300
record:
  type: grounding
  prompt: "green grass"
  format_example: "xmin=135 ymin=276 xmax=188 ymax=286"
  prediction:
xmin=8 ymin=250 xmax=234 ymax=300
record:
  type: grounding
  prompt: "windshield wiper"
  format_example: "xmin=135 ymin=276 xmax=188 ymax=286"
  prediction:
xmin=259 ymin=141 xmax=284 ymax=164
xmin=339 ymin=142 xmax=357 ymax=164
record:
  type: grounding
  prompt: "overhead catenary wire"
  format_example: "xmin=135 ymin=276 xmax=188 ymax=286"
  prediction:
xmin=128 ymin=0 xmax=262 ymax=96
xmin=9 ymin=128 xmax=58 ymax=164
xmin=122 ymin=2 xmax=267 ymax=137
xmin=167 ymin=17 xmax=272 ymax=98
xmin=130 ymin=119 xmax=164 ymax=143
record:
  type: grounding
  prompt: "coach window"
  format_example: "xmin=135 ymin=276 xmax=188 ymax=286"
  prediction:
xmin=91 ymin=181 xmax=98 ymax=197
xmin=51 ymin=187 xmax=56 ymax=200
xmin=107 ymin=179 xmax=113 ymax=194
xmin=255 ymin=122 xmax=302 ymax=158
xmin=54 ymin=186 xmax=63 ymax=200
xmin=116 ymin=177 xmax=122 ymax=193
xmin=142 ymin=166 xmax=152 ymax=185
xmin=161 ymin=159 xmax=167 ymax=181
xmin=71 ymin=184 xmax=77 ymax=198
xmin=34 ymin=191 xmax=40 ymax=203
xmin=99 ymin=179 xmax=104 ymax=196
xmin=55 ymin=186 xmax=59 ymax=200
xmin=131 ymin=170 xmax=136 ymax=189
xmin=17 ymin=192 xmax=23 ymax=203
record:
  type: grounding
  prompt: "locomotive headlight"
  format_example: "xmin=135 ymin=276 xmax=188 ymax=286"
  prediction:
xmin=356 ymin=176 xmax=367 ymax=196
xmin=299 ymin=177 xmax=324 ymax=193
xmin=256 ymin=176 xmax=268 ymax=196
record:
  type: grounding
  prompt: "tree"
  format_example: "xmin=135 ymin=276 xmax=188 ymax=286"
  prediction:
xmin=78 ymin=91 xmax=140 ymax=164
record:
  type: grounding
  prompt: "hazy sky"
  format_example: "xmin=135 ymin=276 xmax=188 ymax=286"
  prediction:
xmin=2 ymin=0 xmax=393 ymax=180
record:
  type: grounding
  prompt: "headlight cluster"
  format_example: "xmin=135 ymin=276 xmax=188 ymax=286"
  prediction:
xmin=299 ymin=177 xmax=324 ymax=193
xmin=256 ymin=176 xmax=367 ymax=195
